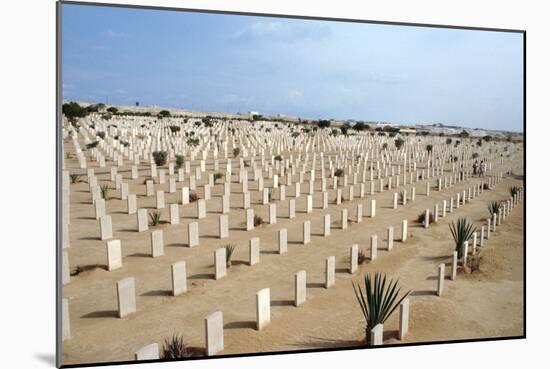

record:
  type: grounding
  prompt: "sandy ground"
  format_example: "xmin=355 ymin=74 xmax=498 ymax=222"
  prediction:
xmin=61 ymin=134 xmax=524 ymax=365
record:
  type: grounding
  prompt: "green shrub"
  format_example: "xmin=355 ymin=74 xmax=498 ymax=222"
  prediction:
xmin=69 ymin=174 xmax=81 ymax=184
xmin=86 ymin=141 xmax=99 ymax=149
xmin=62 ymin=102 xmax=89 ymax=119
xmin=394 ymin=138 xmax=404 ymax=150
xmin=253 ymin=215 xmax=264 ymax=227
xmin=100 ymin=184 xmax=109 ymax=200
xmin=213 ymin=172 xmax=223 ymax=183
xmin=488 ymin=201 xmax=501 ymax=216
xmin=152 ymin=151 xmax=167 ymax=166
xmin=353 ymin=273 xmax=411 ymax=344
xmin=149 ymin=210 xmax=161 ymax=226
xmin=175 ymin=155 xmax=184 ymax=169
xmin=161 ymin=334 xmax=194 ymax=359
xmin=449 ymin=217 xmax=476 ymax=258
xmin=224 ymin=244 xmax=236 ymax=267
xmin=334 ymin=168 xmax=344 ymax=177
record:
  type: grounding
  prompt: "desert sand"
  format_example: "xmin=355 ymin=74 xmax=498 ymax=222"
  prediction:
xmin=61 ymin=114 xmax=524 ymax=365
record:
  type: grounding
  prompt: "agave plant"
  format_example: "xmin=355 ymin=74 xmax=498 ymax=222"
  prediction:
xmin=161 ymin=334 xmax=192 ymax=359
xmin=449 ymin=217 xmax=476 ymax=258
xmin=487 ymin=201 xmax=501 ymax=216
xmin=353 ymin=273 xmax=411 ymax=344
xmin=510 ymin=186 xmax=520 ymax=197
xmin=69 ymin=174 xmax=81 ymax=184
xmin=149 ymin=210 xmax=161 ymax=226
xmin=99 ymin=184 xmax=109 ymax=200
xmin=224 ymin=244 xmax=236 ymax=267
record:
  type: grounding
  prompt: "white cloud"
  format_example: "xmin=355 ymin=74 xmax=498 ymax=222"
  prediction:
xmin=232 ymin=21 xmax=331 ymax=43
xmin=102 ymin=29 xmax=130 ymax=39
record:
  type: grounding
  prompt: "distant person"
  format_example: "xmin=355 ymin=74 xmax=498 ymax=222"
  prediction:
xmin=473 ymin=160 xmax=478 ymax=175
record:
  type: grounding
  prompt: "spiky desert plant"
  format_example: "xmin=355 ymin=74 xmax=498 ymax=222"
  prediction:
xmin=224 ymin=244 xmax=236 ymax=267
xmin=69 ymin=174 xmax=81 ymax=184
xmin=274 ymin=154 xmax=283 ymax=161
xmin=100 ymin=184 xmax=109 ymax=200
xmin=334 ymin=168 xmax=344 ymax=177
xmin=352 ymin=273 xmax=411 ymax=344
xmin=487 ymin=201 xmax=501 ymax=216
xmin=189 ymin=192 xmax=199 ymax=202
xmin=161 ymin=334 xmax=192 ymax=359
xmin=149 ymin=210 xmax=161 ymax=226
xmin=449 ymin=217 xmax=476 ymax=258
xmin=268 ymin=189 xmax=272 ymax=203
xmin=213 ymin=172 xmax=224 ymax=184
xmin=510 ymin=186 xmax=520 ymax=197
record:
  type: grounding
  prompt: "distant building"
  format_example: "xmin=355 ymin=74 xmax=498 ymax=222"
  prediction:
xmin=248 ymin=111 xmax=260 ymax=118
xmin=399 ymin=128 xmax=417 ymax=135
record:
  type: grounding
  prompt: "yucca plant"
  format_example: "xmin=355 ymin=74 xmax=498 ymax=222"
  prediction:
xmin=487 ymin=201 xmax=501 ymax=216
xmin=510 ymin=186 xmax=520 ymax=197
xmin=449 ymin=217 xmax=476 ymax=258
xmin=100 ymin=184 xmax=109 ymax=200
xmin=352 ymin=273 xmax=411 ymax=344
xmin=149 ymin=210 xmax=161 ymax=226
xmin=161 ymin=334 xmax=192 ymax=359
xmin=224 ymin=244 xmax=236 ymax=267
xmin=69 ymin=174 xmax=81 ymax=184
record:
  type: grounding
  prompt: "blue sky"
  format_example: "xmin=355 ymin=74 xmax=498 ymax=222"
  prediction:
xmin=62 ymin=4 xmax=524 ymax=131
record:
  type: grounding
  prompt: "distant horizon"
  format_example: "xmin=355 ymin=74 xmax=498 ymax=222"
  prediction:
xmin=64 ymin=99 xmax=523 ymax=133
xmin=62 ymin=4 xmax=524 ymax=132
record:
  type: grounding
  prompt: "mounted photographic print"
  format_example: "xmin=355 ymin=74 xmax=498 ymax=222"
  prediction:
xmin=57 ymin=1 xmax=525 ymax=367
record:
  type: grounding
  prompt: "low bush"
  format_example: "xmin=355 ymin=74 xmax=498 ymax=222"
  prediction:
xmin=149 ymin=210 xmax=161 ymax=226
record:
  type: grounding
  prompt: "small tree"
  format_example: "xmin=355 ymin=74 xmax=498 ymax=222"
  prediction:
xmin=152 ymin=151 xmax=167 ymax=166
xmin=159 ymin=110 xmax=171 ymax=117
xmin=446 ymin=138 xmax=453 ymax=145
xmin=318 ymin=120 xmax=331 ymax=128
xmin=106 ymin=107 xmax=118 ymax=114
